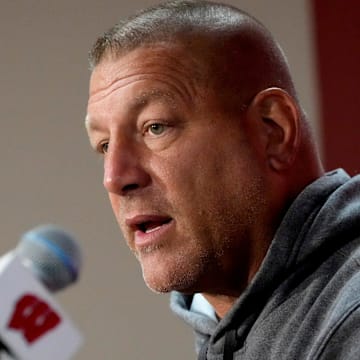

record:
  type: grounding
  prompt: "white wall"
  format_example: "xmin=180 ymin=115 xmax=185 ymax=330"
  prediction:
xmin=0 ymin=1 xmax=319 ymax=359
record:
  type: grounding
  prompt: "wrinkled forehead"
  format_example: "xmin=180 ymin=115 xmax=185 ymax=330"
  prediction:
xmin=87 ymin=37 xmax=253 ymax=119
xmin=88 ymin=42 xmax=211 ymax=99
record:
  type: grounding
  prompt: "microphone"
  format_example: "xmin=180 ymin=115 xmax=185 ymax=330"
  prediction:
xmin=16 ymin=225 xmax=82 ymax=292
xmin=0 ymin=225 xmax=83 ymax=360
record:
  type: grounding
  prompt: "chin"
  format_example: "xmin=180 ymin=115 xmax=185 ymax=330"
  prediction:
xmin=138 ymin=242 xmax=211 ymax=294
xmin=141 ymin=262 xmax=200 ymax=294
xmin=142 ymin=273 xmax=174 ymax=294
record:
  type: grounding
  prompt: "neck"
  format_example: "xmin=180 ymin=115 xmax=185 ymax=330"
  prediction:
xmin=202 ymin=293 xmax=239 ymax=319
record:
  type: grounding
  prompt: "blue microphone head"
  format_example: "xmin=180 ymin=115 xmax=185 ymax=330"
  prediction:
xmin=15 ymin=225 xmax=82 ymax=292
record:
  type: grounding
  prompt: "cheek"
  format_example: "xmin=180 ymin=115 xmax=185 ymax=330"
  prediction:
xmin=158 ymin=151 xmax=227 ymax=225
xmin=167 ymin=145 xmax=264 ymax=223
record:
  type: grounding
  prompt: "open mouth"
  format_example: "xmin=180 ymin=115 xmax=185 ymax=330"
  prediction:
xmin=137 ymin=218 xmax=172 ymax=234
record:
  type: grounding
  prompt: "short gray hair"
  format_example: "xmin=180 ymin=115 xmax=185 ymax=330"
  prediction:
xmin=88 ymin=0 xmax=264 ymax=69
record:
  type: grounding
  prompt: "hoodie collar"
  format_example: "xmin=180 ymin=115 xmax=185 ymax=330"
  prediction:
xmin=171 ymin=169 xmax=356 ymax=356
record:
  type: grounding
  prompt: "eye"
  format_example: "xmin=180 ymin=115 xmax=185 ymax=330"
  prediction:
xmin=146 ymin=123 xmax=167 ymax=136
xmin=98 ymin=141 xmax=109 ymax=154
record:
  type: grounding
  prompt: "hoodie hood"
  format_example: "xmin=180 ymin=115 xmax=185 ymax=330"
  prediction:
xmin=170 ymin=169 xmax=360 ymax=357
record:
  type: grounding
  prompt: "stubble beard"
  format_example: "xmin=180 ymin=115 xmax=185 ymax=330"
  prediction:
xmin=125 ymin=170 xmax=267 ymax=295
xmin=135 ymin=194 xmax=266 ymax=295
xmin=136 ymin=237 xmax=213 ymax=294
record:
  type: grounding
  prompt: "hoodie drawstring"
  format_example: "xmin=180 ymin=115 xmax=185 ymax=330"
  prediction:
xmin=197 ymin=329 xmax=237 ymax=360
xmin=198 ymin=340 xmax=209 ymax=360
xmin=223 ymin=329 xmax=237 ymax=360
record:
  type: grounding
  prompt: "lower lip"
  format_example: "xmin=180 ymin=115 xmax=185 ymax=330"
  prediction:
xmin=134 ymin=220 xmax=174 ymax=249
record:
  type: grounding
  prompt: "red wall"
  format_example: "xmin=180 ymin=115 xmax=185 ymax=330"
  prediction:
xmin=312 ymin=0 xmax=360 ymax=175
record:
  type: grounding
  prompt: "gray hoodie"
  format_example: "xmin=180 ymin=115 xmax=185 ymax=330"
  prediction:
xmin=171 ymin=169 xmax=360 ymax=359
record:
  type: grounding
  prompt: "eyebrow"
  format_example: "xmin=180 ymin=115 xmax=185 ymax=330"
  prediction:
xmin=85 ymin=88 xmax=180 ymax=132
xmin=133 ymin=88 xmax=177 ymax=109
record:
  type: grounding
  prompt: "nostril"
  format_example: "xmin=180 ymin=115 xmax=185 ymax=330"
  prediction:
xmin=122 ymin=183 xmax=139 ymax=194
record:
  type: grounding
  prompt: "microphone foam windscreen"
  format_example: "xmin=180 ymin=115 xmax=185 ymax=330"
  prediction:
xmin=16 ymin=225 xmax=82 ymax=292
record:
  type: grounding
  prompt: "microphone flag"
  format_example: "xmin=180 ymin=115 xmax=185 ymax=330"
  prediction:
xmin=0 ymin=252 xmax=83 ymax=359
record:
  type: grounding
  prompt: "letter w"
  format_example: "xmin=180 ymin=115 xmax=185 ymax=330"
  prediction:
xmin=8 ymin=293 xmax=61 ymax=344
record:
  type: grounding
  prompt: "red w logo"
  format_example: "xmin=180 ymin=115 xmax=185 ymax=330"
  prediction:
xmin=7 ymin=293 xmax=62 ymax=344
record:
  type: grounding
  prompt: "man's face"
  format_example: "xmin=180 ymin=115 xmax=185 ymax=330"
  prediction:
xmin=86 ymin=44 xmax=268 ymax=295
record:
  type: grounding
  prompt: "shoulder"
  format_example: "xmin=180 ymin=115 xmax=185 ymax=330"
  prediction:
xmin=313 ymin=303 xmax=360 ymax=359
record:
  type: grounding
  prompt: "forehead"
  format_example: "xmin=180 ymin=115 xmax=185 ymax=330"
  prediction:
xmin=88 ymin=43 xmax=207 ymax=105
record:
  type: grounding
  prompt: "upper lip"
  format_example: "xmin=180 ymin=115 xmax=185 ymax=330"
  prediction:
xmin=125 ymin=214 xmax=173 ymax=232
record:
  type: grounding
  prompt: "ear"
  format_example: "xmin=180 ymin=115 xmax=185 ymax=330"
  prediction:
xmin=247 ymin=87 xmax=301 ymax=171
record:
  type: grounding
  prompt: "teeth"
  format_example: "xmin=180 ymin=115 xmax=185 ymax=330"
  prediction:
xmin=145 ymin=225 xmax=162 ymax=234
xmin=137 ymin=219 xmax=171 ymax=233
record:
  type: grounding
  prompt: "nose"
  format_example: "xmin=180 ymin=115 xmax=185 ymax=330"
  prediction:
xmin=103 ymin=140 xmax=151 ymax=196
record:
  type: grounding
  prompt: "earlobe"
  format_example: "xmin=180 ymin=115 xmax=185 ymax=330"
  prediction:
xmin=250 ymin=88 xmax=301 ymax=171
